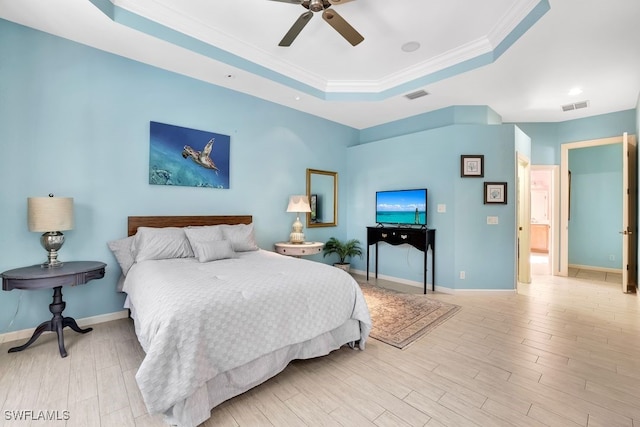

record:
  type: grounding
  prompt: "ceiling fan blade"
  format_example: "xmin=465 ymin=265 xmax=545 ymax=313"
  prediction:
xmin=268 ymin=0 xmax=303 ymax=4
xmin=322 ymin=9 xmax=363 ymax=46
xmin=328 ymin=0 xmax=356 ymax=4
xmin=279 ymin=11 xmax=314 ymax=46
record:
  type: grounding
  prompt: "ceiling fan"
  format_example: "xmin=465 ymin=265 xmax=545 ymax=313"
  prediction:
xmin=269 ymin=0 xmax=364 ymax=47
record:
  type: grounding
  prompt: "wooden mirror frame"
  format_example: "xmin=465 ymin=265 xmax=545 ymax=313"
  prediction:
xmin=306 ymin=168 xmax=338 ymax=228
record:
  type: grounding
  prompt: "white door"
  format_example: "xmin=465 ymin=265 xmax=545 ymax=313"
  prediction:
xmin=621 ymin=133 xmax=637 ymax=292
xmin=517 ymin=154 xmax=531 ymax=284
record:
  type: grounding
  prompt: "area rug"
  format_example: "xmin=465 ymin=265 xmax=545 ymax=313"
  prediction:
xmin=358 ymin=282 xmax=461 ymax=349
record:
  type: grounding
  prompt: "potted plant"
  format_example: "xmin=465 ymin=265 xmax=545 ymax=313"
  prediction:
xmin=323 ymin=237 xmax=363 ymax=272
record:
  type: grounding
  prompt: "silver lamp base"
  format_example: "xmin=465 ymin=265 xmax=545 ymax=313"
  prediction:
xmin=40 ymin=231 xmax=65 ymax=268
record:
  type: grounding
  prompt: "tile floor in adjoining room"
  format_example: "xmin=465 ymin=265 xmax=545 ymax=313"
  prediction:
xmin=531 ymin=253 xmax=622 ymax=284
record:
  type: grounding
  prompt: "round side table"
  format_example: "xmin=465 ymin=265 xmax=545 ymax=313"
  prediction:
xmin=1 ymin=261 xmax=106 ymax=358
xmin=274 ymin=241 xmax=324 ymax=258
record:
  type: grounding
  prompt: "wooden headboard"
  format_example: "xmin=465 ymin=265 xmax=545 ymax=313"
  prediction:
xmin=127 ymin=215 xmax=253 ymax=236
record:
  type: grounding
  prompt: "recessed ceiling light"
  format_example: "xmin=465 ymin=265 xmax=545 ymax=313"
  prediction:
xmin=401 ymin=41 xmax=420 ymax=53
xmin=568 ymin=87 xmax=582 ymax=96
xmin=294 ymin=96 xmax=301 ymax=101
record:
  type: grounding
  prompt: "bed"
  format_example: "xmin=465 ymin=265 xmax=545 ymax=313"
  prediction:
xmin=111 ymin=215 xmax=371 ymax=427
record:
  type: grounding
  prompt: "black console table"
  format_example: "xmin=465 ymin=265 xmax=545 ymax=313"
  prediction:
xmin=1 ymin=261 xmax=106 ymax=358
xmin=366 ymin=226 xmax=435 ymax=294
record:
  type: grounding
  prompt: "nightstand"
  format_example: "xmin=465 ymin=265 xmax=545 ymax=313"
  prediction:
xmin=1 ymin=261 xmax=106 ymax=358
xmin=274 ymin=241 xmax=324 ymax=258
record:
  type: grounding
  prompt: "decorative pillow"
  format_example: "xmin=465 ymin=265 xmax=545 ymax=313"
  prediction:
xmin=107 ymin=236 xmax=135 ymax=276
xmin=184 ymin=225 xmax=224 ymax=244
xmin=190 ymin=239 xmax=236 ymax=263
xmin=133 ymin=227 xmax=194 ymax=262
xmin=221 ymin=223 xmax=259 ymax=252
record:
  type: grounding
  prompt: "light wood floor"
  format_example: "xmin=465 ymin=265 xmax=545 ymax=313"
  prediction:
xmin=1 ymin=272 xmax=639 ymax=427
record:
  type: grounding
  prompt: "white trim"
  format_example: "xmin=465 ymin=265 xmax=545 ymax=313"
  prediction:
xmin=114 ymin=0 xmax=545 ymax=95
xmin=350 ymin=268 xmax=423 ymax=289
xmin=568 ymin=264 xmax=623 ymax=275
xmin=450 ymin=289 xmax=517 ymax=295
xmin=350 ymin=269 xmax=516 ymax=294
xmin=0 ymin=310 xmax=129 ymax=345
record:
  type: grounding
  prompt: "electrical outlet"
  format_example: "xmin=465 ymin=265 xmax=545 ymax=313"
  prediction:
xmin=437 ymin=204 xmax=446 ymax=213
xmin=609 ymin=255 xmax=615 ymax=261
xmin=459 ymin=271 xmax=465 ymax=279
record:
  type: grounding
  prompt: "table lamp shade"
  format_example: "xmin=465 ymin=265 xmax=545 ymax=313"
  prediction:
xmin=286 ymin=195 xmax=311 ymax=213
xmin=28 ymin=197 xmax=74 ymax=232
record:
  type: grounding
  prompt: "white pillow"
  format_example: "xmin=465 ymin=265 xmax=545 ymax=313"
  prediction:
xmin=133 ymin=227 xmax=194 ymax=262
xmin=184 ymin=225 xmax=224 ymax=244
xmin=221 ymin=223 xmax=259 ymax=252
xmin=107 ymin=236 xmax=135 ymax=276
xmin=190 ymin=239 xmax=236 ymax=263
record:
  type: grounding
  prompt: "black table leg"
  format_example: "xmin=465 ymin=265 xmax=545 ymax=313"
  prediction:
xmin=8 ymin=286 xmax=92 ymax=358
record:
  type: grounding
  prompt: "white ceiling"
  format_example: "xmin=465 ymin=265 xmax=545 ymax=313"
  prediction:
xmin=2 ymin=0 xmax=639 ymax=129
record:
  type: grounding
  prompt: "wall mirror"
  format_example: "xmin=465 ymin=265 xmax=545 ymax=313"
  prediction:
xmin=306 ymin=168 xmax=337 ymax=228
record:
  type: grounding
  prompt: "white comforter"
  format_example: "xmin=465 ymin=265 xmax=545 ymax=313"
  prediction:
xmin=123 ymin=250 xmax=371 ymax=419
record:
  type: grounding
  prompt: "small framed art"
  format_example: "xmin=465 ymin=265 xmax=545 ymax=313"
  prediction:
xmin=484 ymin=182 xmax=507 ymax=204
xmin=461 ymin=155 xmax=484 ymax=177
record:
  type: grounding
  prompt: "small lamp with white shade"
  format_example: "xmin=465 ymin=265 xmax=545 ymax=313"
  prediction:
xmin=286 ymin=195 xmax=311 ymax=243
xmin=27 ymin=194 xmax=74 ymax=268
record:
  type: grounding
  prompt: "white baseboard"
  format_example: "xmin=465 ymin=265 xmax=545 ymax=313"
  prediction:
xmin=350 ymin=268 xmax=424 ymax=288
xmin=449 ymin=289 xmax=517 ymax=295
xmin=0 ymin=310 xmax=129 ymax=344
xmin=350 ymin=268 xmax=515 ymax=294
xmin=569 ymin=264 xmax=622 ymax=274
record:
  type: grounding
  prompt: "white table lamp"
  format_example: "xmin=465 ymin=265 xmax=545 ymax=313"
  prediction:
xmin=286 ymin=195 xmax=311 ymax=244
xmin=28 ymin=194 xmax=74 ymax=268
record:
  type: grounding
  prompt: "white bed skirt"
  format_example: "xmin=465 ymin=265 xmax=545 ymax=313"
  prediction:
xmin=141 ymin=315 xmax=362 ymax=427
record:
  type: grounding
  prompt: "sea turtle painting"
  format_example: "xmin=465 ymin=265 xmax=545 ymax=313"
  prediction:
xmin=182 ymin=138 xmax=219 ymax=174
xmin=149 ymin=121 xmax=230 ymax=189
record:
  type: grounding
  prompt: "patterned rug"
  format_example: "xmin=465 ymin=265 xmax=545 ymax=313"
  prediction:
xmin=358 ymin=282 xmax=461 ymax=349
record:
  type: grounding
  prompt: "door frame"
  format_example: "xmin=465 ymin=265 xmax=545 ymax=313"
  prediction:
xmin=517 ymin=153 xmax=531 ymax=284
xmin=622 ymin=133 xmax=637 ymax=292
xmin=559 ymin=135 xmax=631 ymax=277
xmin=531 ymin=165 xmax=560 ymax=275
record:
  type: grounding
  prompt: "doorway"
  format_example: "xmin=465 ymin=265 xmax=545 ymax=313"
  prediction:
xmin=559 ymin=134 xmax=637 ymax=292
xmin=530 ymin=165 xmax=559 ymax=276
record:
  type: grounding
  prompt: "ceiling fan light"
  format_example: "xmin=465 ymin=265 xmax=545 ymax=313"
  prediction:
xmin=309 ymin=0 xmax=324 ymax=12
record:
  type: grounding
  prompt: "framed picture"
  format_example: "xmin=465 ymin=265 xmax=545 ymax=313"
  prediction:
xmin=461 ymin=155 xmax=484 ymax=177
xmin=484 ymin=182 xmax=507 ymax=204
xmin=149 ymin=121 xmax=231 ymax=189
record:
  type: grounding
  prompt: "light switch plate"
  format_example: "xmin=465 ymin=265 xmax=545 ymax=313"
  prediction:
xmin=437 ymin=204 xmax=446 ymax=213
xmin=487 ymin=216 xmax=499 ymax=225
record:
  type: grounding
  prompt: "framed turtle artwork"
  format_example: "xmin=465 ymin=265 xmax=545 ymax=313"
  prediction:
xmin=149 ymin=121 xmax=230 ymax=189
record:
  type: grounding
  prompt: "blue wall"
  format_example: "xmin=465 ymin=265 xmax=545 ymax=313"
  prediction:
xmin=1 ymin=18 xmax=637 ymax=334
xmin=347 ymin=121 xmax=523 ymax=291
xmin=515 ymin=110 xmax=636 ymax=165
xmin=0 ymin=20 xmax=357 ymax=333
xmin=568 ymin=144 xmax=622 ymax=268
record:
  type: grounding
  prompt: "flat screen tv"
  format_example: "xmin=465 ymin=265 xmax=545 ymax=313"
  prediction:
xmin=376 ymin=188 xmax=427 ymax=226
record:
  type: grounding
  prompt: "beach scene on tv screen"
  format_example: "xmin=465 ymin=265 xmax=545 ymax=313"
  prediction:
xmin=376 ymin=190 xmax=426 ymax=224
